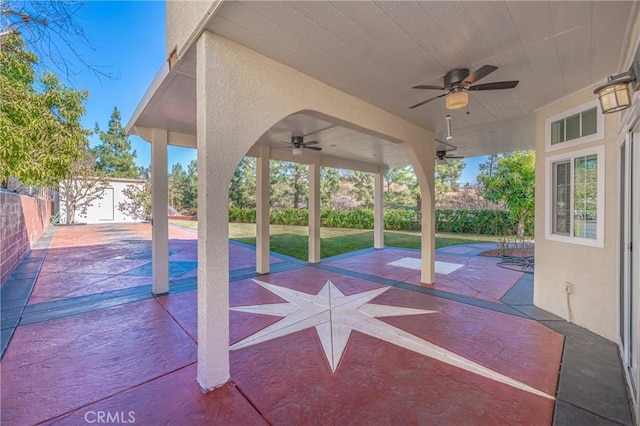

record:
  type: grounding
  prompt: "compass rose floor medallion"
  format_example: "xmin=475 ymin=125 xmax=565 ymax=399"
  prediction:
xmin=231 ymin=279 xmax=555 ymax=396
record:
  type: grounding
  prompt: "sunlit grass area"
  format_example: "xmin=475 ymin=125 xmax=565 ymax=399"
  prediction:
xmin=171 ymin=220 xmax=496 ymax=261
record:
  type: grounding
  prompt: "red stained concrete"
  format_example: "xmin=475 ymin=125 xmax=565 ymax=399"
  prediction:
xmin=27 ymin=224 xmax=283 ymax=304
xmin=372 ymin=287 xmax=563 ymax=396
xmin=1 ymin=224 xmax=564 ymax=424
xmin=1 ymin=299 xmax=197 ymax=425
xmin=51 ymin=366 xmax=267 ymax=426
xmin=232 ymin=329 xmax=555 ymax=425
xmin=328 ymin=249 xmax=523 ymax=302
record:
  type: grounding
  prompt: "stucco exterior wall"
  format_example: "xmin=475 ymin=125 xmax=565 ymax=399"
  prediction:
xmin=534 ymin=89 xmax=620 ymax=341
xmin=0 ymin=190 xmax=52 ymax=286
xmin=166 ymin=0 xmax=219 ymax=59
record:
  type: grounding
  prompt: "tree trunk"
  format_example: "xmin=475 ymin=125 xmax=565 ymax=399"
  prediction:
xmin=66 ymin=198 xmax=76 ymax=224
xmin=517 ymin=212 xmax=526 ymax=238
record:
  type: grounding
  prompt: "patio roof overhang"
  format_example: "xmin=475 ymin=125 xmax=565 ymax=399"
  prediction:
xmin=127 ymin=1 xmax=637 ymax=168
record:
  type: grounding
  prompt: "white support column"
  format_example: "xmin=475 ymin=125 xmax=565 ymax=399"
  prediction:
xmin=420 ymin=159 xmax=436 ymax=285
xmin=151 ymin=128 xmax=169 ymax=295
xmin=374 ymin=172 xmax=384 ymax=249
xmin=196 ymin=33 xmax=230 ymax=391
xmin=420 ymin=197 xmax=436 ymax=284
xmin=256 ymin=147 xmax=270 ymax=274
xmin=308 ymin=156 xmax=321 ymax=263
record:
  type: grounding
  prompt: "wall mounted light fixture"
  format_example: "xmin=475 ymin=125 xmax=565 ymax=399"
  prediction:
xmin=594 ymin=60 xmax=640 ymax=114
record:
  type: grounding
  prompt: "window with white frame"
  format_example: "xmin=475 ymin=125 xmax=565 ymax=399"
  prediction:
xmin=545 ymin=100 xmax=604 ymax=151
xmin=546 ymin=146 xmax=605 ymax=247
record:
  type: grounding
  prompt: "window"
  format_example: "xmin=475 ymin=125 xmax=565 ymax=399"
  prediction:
xmin=552 ymin=161 xmax=571 ymax=235
xmin=546 ymin=100 xmax=604 ymax=151
xmin=546 ymin=146 xmax=604 ymax=247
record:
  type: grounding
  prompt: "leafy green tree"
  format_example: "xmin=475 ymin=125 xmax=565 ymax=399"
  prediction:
xmin=118 ymin=181 xmax=152 ymax=221
xmin=270 ymin=160 xmax=308 ymax=209
xmin=320 ymin=167 xmax=341 ymax=209
xmin=181 ymin=160 xmax=198 ymax=215
xmin=478 ymin=154 xmax=500 ymax=178
xmin=435 ymin=159 xmax=465 ymax=192
xmin=229 ymin=156 xmax=256 ymax=208
xmin=477 ymin=150 xmax=535 ymax=237
xmin=93 ymin=107 xmax=141 ymax=178
xmin=384 ymin=166 xmax=420 ymax=211
xmin=0 ymin=32 xmax=89 ymax=187
xmin=350 ymin=171 xmax=374 ymax=209
xmin=168 ymin=163 xmax=187 ymax=212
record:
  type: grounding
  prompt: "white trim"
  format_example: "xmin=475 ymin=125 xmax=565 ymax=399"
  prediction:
xmin=545 ymin=100 xmax=604 ymax=152
xmin=544 ymin=145 xmax=605 ymax=248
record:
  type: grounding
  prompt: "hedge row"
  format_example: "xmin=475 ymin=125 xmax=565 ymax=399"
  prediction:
xmin=229 ymin=206 xmax=531 ymax=235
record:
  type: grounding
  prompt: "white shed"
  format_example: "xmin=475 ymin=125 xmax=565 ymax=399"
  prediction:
xmin=58 ymin=178 xmax=147 ymax=224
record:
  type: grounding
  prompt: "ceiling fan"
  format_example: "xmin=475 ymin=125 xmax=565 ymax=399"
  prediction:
xmin=410 ymin=65 xmax=519 ymax=110
xmin=436 ymin=150 xmax=464 ymax=165
xmin=279 ymin=135 xmax=322 ymax=156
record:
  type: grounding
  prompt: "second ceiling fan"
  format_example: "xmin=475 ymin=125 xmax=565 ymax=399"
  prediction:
xmin=410 ymin=65 xmax=518 ymax=110
xmin=279 ymin=135 xmax=322 ymax=157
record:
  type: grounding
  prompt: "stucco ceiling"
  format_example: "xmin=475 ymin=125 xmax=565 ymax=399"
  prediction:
xmin=130 ymin=1 xmax=637 ymax=169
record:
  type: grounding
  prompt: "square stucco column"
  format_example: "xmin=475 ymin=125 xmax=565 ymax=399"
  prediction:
xmin=421 ymin=175 xmax=436 ymax=284
xmin=151 ymin=128 xmax=169 ymax=295
xmin=374 ymin=172 xmax=384 ymax=249
xmin=308 ymin=156 xmax=321 ymax=263
xmin=195 ymin=34 xmax=230 ymax=391
xmin=256 ymin=147 xmax=270 ymax=274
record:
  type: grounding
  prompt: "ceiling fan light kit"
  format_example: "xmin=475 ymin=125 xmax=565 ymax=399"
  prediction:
xmin=292 ymin=147 xmax=304 ymax=156
xmin=446 ymin=89 xmax=468 ymax=109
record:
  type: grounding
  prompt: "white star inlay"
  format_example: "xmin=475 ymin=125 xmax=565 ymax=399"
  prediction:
xmin=230 ymin=279 xmax=553 ymax=399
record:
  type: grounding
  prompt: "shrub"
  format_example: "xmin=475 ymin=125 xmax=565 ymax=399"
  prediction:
xmin=229 ymin=206 xmax=256 ymax=223
xmin=228 ymin=207 xmax=533 ymax=236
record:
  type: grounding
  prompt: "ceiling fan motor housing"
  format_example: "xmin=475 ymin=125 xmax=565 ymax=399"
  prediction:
xmin=444 ymin=68 xmax=470 ymax=88
xmin=291 ymin=136 xmax=304 ymax=147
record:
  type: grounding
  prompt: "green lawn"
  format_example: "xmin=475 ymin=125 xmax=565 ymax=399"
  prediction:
xmin=171 ymin=220 xmax=496 ymax=261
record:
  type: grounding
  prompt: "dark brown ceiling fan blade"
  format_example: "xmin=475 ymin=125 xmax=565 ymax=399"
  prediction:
xmin=303 ymin=145 xmax=322 ymax=151
xmin=409 ymin=93 xmax=448 ymax=109
xmin=412 ymin=84 xmax=446 ymax=90
xmin=303 ymin=140 xmax=319 ymax=145
xmin=469 ymin=80 xmax=519 ymax=91
xmin=463 ymin=65 xmax=498 ymax=85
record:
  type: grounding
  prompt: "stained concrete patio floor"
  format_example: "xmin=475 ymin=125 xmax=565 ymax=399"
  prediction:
xmin=0 ymin=224 xmax=634 ymax=425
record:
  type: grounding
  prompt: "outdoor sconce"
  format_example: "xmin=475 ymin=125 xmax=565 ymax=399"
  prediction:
xmin=594 ymin=60 xmax=640 ymax=114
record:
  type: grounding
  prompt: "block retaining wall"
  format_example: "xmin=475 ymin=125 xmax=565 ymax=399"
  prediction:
xmin=0 ymin=190 xmax=53 ymax=286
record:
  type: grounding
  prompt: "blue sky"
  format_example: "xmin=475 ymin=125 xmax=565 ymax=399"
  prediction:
xmin=46 ymin=1 xmax=483 ymax=183
xmin=53 ymin=1 xmax=197 ymax=170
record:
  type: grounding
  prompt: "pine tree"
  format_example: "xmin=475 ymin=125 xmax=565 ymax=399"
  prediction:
xmin=93 ymin=107 xmax=141 ymax=179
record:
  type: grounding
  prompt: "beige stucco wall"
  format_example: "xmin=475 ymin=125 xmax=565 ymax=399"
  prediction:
xmin=166 ymin=0 xmax=219 ymax=59
xmin=534 ymin=89 xmax=621 ymax=341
